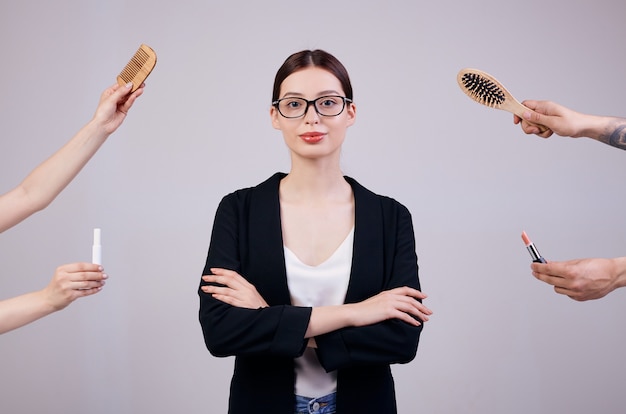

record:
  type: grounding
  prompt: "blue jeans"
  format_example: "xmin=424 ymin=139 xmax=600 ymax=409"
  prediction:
xmin=295 ymin=392 xmax=337 ymax=414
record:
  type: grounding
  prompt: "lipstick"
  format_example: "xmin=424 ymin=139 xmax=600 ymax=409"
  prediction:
xmin=521 ymin=231 xmax=546 ymax=263
xmin=92 ymin=228 xmax=102 ymax=265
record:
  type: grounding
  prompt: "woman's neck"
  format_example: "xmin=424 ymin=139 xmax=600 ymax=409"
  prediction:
xmin=281 ymin=162 xmax=350 ymax=203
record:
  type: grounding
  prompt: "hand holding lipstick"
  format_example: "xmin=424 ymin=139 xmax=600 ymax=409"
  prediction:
xmin=0 ymin=262 xmax=107 ymax=334
xmin=521 ymin=231 xmax=626 ymax=301
xmin=530 ymin=257 xmax=626 ymax=302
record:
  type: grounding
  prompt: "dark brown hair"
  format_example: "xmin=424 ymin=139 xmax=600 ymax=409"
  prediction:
xmin=272 ymin=50 xmax=353 ymax=102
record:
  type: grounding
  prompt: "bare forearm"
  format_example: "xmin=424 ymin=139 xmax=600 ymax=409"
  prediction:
xmin=305 ymin=305 xmax=355 ymax=338
xmin=0 ymin=119 xmax=109 ymax=233
xmin=583 ymin=116 xmax=626 ymax=150
xmin=611 ymin=256 xmax=626 ymax=289
xmin=0 ymin=290 xmax=56 ymax=335
xmin=20 ymin=119 xmax=109 ymax=211
xmin=0 ymin=83 xmax=140 ymax=233
xmin=305 ymin=290 xmax=430 ymax=338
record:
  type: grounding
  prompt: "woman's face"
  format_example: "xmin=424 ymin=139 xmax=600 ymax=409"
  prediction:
xmin=271 ymin=66 xmax=356 ymax=161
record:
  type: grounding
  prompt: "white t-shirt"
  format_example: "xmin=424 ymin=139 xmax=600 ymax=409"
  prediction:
xmin=284 ymin=227 xmax=354 ymax=398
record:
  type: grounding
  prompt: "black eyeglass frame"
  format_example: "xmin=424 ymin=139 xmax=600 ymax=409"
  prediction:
xmin=272 ymin=95 xmax=353 ymax=119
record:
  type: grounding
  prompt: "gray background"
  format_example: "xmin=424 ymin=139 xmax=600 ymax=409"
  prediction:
xmin=1 ymin=1 xmax=625 ymax=413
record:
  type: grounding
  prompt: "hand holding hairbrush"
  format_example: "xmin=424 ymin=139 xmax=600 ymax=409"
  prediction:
xmin=117 ymin=44 xmax=157 ymax=92
xmin=457 ymin=68 xmax=548 ymax=133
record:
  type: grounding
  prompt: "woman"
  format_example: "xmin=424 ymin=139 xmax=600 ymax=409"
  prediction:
xmin=0 ymin=82 xmax=144 ymax=334
xmin=198 ymin=50 xmax=431 ymax=414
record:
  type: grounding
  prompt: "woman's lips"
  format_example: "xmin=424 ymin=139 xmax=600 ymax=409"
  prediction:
xmin=300 ymin=132 xmax=325 ymax=143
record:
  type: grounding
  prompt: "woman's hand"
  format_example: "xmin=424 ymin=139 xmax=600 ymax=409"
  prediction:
xmin=305 ymin=286 xmax=432 ymax=338
xmin=0 ymin=263 xmax=106 ymax=334
xmin=92 ymin=82 xmax=145 ymax=135
xmin=43 ymin=262 xmax=107 ymax=311
xmin=351 ymin=286 xmax=432 ymax=327
xmin=201 ymin=268 xmax=269 ymax=309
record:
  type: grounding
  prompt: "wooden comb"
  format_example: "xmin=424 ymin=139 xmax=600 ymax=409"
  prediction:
xmin=457 ymin=68 xmax=547 ymax=133
xmin=117 ymin=44 xmax=157 ymax=92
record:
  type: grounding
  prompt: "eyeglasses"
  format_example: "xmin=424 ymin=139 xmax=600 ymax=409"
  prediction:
xmin=272 ymin=95 xmax=352 ymax=119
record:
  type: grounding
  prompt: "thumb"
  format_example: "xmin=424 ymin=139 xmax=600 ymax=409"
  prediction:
xmin=113 ymin=81 xmax=134 ymax=99
xmin=524 ymin=109 xmax=547 ymax=125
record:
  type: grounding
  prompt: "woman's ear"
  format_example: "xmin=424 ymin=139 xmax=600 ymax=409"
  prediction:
xmin=346 ymin=102 xmax=356 ymax=127
xmin=270 ymin=106 xmax=281 ymax=130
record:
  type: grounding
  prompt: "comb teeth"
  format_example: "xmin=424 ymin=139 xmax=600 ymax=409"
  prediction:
xmin=119 ymin=49 xmax=150 ymax=82
xmin=117 ymin=44 xmax=157 ymax=92
xmin=460 ymin=72 xmax=506 ymax=107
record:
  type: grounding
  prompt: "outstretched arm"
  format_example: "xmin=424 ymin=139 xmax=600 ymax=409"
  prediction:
xmin=513 ymin=100 xmax=626 ymax=150
xmin=0 ymin=82 xmax=145 ymax=233
xmin=0 ymin=263 xmax=107 ymax=334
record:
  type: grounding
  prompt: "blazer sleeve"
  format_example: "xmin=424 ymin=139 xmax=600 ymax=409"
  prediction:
xmin=314 ymin=200 xmax=423 ymax=372
xmin=198 ymin=190 xmax=311 ymax=358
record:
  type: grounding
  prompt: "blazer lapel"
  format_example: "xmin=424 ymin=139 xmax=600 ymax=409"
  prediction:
xmin=247 ymin=173 xmax=292 ymax=305
xmin=344 ymin=177 xmax=385 ymax=303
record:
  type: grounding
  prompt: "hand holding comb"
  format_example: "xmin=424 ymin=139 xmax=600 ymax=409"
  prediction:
xmin=117 ymin=44 xmax=157 ymax=92
xmin=457 ymin=68 xmax=548 ymax=133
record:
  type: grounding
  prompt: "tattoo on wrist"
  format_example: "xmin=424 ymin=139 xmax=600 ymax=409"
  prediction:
xmin=603 ymin=120 xmax=626 ymax=150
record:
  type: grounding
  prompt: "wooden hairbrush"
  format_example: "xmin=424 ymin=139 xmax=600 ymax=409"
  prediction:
xmin=457 ymin=68 xmax=548 ymax=133
xmin=117 ymin=44 xmax=157 ymax=92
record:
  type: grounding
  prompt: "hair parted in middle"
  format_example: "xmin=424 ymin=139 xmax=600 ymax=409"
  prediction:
xmin=272 ymin=50 xmax=354 ymax=103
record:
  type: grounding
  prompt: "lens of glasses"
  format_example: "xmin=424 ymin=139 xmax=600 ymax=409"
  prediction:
xmin=275 ymin=96 xmax=349 ymax=118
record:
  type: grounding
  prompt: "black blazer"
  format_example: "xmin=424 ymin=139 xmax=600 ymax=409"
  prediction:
xmin=198 ymin=173 xmax=423 ymax=413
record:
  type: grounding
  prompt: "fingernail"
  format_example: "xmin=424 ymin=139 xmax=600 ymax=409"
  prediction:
xmin=102 ymin=273 xmax=108 ymax=279
xmin=523 ymin=111 xmax=531 ymax=120
xmin=125 ymin=82 xmax=133 ymax=89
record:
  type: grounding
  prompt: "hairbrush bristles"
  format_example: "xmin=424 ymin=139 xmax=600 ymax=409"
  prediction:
xmin=459 ymin=72 xmax=506 ymax=108
xmin=456 ymin=68 xmax=548 ymax=133
xmin=117 ymin=44 xmax=157 ymax=92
